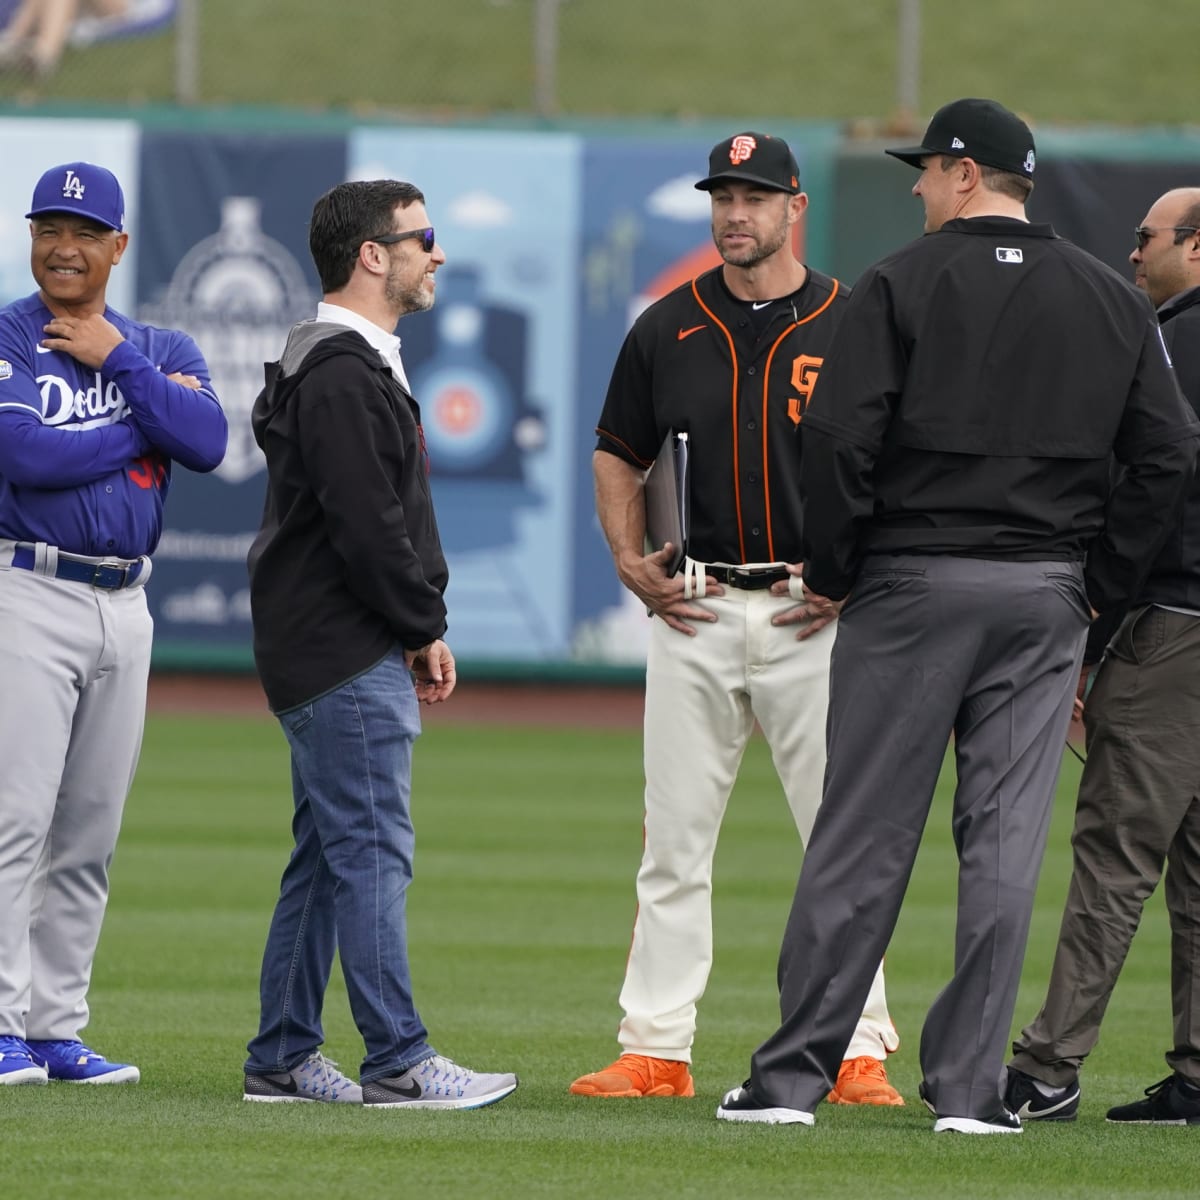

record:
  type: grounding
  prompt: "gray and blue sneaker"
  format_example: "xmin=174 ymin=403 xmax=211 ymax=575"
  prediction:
xmin=362 ymin=1054 xmax=517 ymax=1109
xmin=0 ymin=1036 xmax=48 ymax=1085
xmin=243 ymin=1051 xmax=362 ymax=1103
xmin=26 ymin=1039 xmax=139 ymax=1084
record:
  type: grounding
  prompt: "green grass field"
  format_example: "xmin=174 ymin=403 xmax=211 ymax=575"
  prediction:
xmin=1 ymin=0 xmax=1196 ymax=127
xmin=1 ymin=712 xmax=1193 ymax=1198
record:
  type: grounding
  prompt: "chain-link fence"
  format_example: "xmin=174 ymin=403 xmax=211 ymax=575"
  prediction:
xmin=0 ymin=0 xmax=928 ymax=122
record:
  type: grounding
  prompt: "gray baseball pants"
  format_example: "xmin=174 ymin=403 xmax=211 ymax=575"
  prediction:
xmin=750 ymin=555 xmax=1089 ymax=1119
xmin=0 ymin=563 xmax=152 ymax=1040
xmin=1011 ymin=604 xmax=1200 ymax=1087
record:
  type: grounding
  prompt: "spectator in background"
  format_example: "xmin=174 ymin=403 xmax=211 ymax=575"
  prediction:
xmin=0 ymin=0 xmax=126 ymax=77
xmin=1006 ymin=187 xmax=1200 ymax=1127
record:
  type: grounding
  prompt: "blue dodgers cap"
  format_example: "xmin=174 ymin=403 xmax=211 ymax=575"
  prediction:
xmin=25 ymin=161 xmax=125 ymax=231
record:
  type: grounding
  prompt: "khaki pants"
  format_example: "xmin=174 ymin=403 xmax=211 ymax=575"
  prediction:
xmin=1011 ymin=605 xmax=1200 ymax=1087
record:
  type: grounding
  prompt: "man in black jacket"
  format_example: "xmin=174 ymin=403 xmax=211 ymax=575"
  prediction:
xmin=718 ymin=100 xmax=1200 ymax=1134
xmin=241 ymin=180 xmax=517 ymax=1110
xmin=1007 ymin=186 xmax=1200 ymax=1127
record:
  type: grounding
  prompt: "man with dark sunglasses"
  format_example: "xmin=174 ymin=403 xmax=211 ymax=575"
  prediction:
xmin=241 ymin=179 xmax=517 ymax=1110
xmin=1007 ymin=187 xmax=1200 ymax=1127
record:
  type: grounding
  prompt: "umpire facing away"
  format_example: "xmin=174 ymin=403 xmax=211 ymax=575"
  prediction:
xmin=717 ymin=98 xmax=1200 ymax=1133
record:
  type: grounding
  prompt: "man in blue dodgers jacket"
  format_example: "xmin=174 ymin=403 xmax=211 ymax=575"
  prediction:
xmin=0 ymin=162 xmax=228 ymax=1087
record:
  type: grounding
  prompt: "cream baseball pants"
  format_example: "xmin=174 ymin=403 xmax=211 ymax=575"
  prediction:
xmin=617 ymin=585 xmax=897 ymax=1063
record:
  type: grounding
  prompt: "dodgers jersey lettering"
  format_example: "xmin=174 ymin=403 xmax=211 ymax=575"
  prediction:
xmin=0 ymin=292 xmax=227 ymax=558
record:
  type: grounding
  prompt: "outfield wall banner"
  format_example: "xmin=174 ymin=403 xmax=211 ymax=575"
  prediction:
xmin=134 ymin=131 xmax=346 ymax=657
xmin=3 ymin=114 xmax=1197 ymax=675
xmin=1027 ymin=159 xmax=1200 ymax=275
xmin=568 ymin=130 xmax=838 ymax=665
xmin=348 ymin=128 xmax=582 ymax=662
xmin=570 ymin=135 xmax=727 ymax=664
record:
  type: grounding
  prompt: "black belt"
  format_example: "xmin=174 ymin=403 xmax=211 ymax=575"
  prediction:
xmin=11 ymin=545 xmax=145 ymax=590
xmin=705 ymin=564 xmax=790 ymax=590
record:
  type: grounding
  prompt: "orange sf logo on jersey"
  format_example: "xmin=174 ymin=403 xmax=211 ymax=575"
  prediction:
xmin=729 ymin=135 xmax=757 ymax=165
xmin=787 ymin=355 xmax=823 ymax=425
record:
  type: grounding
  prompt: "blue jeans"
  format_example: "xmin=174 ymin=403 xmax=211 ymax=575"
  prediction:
xmin=245 ymin=650 xmax=434 ymax=1083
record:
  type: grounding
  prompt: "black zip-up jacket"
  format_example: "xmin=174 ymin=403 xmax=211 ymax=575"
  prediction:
xmin=1085 ymin=284 xmax=1200 ymax=660
xmin=247 ymin=322 xmax=448 ymax=712
xmin=799 ymin=216 xmax=1200 ymax=608
xmin=596 ymin=266 xmax=846 ymax=565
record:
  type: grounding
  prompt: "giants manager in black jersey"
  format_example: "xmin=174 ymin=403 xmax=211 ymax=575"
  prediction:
xmin=719 ymin=98 xmax=1200 ymax=1133
xmin=573 ymin=132 xmax=902 ymax=1107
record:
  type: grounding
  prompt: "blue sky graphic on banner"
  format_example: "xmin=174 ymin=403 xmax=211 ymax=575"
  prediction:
xmin=134 ymin=132 xmax=346 ymax=656
xmin=350 ymin=128 xmax=581 ymax=661
xmin=569 ymin=136 xmax=747 ymax=663
xmin=571 ymin=131 xmax=836 ymax=664
xmin=0 ymin=118 xmax=139 ymax=310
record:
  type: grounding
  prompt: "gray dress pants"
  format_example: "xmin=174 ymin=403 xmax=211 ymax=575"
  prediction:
xmin=1011 ymin=605 xmax=1200 ymax=1088
xmin=750 ymin=555 xmax=1089 ymax=1119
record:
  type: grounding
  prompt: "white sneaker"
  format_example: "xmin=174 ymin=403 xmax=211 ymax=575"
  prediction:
xmin=716 ymin=1081 xmax=815 ymax=1125
xmin=933 ymin=1112 xmax=1022 ymax=1134
xmin=362 ymin=1054 xmax=518 ymax=1109
xmin=243 ymin=1051 xmax=362 ymax=1103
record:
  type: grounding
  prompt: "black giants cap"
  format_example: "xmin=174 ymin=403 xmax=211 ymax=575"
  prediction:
xmin=886 ymin=98 xmax=1036 ymax=177
xmin=695 ymin=132 xmax=801 ymax=194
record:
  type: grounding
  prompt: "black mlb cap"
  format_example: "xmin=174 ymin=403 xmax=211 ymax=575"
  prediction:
xmin=695 ymin=132 xmax=801 ymax=194
xmin=886 ymin=98 xmax=1036 ymax=177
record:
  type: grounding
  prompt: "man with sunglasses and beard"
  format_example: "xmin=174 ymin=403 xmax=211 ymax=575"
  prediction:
xmin=1007 ymin=187 xmax=1200 ymax=1127
xmin=242 ymin=180 xmax=517 ymax=1110
xmin=571 ymin=133 xmax=902 ymax=1106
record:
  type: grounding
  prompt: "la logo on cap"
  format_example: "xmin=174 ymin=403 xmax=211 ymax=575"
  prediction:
xmin=61 ymin=168 xmax=85 ymax=201
xmin=729 ymin=135 xmax=757 ymax=165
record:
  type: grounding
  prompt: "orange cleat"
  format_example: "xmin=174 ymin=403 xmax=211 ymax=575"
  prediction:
xmin=827 ymin=1056 xmax=905 ymax=1106
xmin=569 ymin=1053 xmax=695 ymax=1098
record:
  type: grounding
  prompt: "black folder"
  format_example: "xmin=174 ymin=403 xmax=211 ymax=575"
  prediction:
xmin=643 ymin=429 xmax=689 ymax=577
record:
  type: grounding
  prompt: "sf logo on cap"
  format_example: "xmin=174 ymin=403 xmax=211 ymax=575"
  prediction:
xmin=62 ymin=169 xmax=85 ymax=201
xmin=729 ymin=135 xmax=757 ymax=165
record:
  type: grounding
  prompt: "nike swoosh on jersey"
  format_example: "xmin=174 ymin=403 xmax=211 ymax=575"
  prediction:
xmin=751 ymin=301 xmax=772 ymax=310
xmin=677 ymin=325 xmax=706 ymax=341
xmin=36 ymin=344 xmax=54 ymax=353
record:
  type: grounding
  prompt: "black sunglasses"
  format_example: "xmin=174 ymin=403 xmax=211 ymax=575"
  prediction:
xmin=1133 ymin=225 xmax=1199 ymax=250
xmin=364 ymin=226 xmax=436 ymax=253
